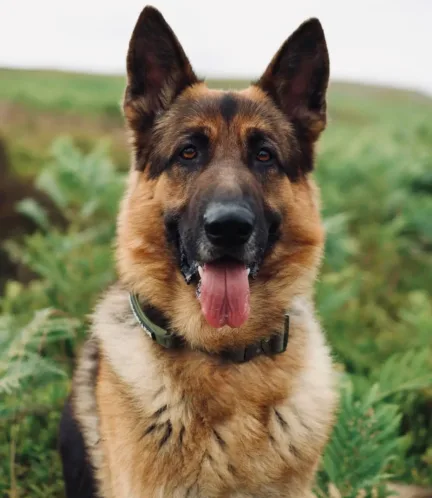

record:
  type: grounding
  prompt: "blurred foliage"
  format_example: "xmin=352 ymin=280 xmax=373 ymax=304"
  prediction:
xmin=314 ymin=113 xmax=432 ymax=493
xmin=0 ymin=72 xmax=431 ymax=496
xmin=0 ymin=138 xmax=125 ymax=497
xmin=0 ymin=69 xmax=126 ymax=116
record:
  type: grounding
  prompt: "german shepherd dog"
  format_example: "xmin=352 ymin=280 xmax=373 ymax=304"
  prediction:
xmin=59 ymin=5 xmax=339 ymax=497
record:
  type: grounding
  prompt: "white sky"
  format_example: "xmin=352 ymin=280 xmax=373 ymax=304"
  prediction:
xmin=1 ymin=0 xmax=431 ymax=95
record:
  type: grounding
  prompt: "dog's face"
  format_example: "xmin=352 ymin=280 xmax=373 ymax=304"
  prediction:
xmin=117 ymin=6 xmax=329 ymax=346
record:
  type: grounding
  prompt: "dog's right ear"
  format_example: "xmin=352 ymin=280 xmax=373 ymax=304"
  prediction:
xmin=123 ymin=6 xmax=199 ymax=169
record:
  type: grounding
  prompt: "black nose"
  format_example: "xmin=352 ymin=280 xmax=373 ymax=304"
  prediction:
xmin=204 ymin=203 xmax=255 ymax=247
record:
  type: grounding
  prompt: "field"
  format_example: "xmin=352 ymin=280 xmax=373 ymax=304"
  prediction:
xmin=0 ymin=67 xmax=431 ymax=497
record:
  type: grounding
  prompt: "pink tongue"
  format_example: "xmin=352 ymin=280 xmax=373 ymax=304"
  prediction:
xmin=199 ymin=261 xmax=250 ymax=328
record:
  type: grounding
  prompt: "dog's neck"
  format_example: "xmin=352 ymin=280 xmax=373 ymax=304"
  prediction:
xmin=129 ymin=292 xmax=290 ymax=363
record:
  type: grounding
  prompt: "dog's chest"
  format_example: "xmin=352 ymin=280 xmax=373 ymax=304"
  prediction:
xmin=96 ymin=359 xmax=316 ymax=498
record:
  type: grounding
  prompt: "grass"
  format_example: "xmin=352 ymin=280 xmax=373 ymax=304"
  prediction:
xmin=1 ymin=67 xmax=431 ymax=177
xmin=0 ymin=68 xmax=431 ymax=497
xmin=0 ymin=68 xmax=126 ymax=115
xmin=1 ymin=67 xmax=430 ymax=116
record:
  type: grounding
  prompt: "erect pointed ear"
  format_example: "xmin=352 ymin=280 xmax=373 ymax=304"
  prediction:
xmin=256 ymin=18 xmax=329 ymax=140
xmin=123 ymin=6 xmax=199 ymax=168
xmin=125 ymin=5 xmax=198 ymax=112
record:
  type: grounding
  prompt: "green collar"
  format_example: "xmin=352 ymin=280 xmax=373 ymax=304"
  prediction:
xmin=129 ymin=293 xmax=289 ymax=363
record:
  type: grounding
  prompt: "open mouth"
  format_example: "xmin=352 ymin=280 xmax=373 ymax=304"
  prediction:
xmin=168 ymin=210 xmax=279 ymax=329
xmin=181 ymin=247 xmax=260 ymax=328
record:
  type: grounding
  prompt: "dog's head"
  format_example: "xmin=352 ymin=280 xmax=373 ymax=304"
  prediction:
xmin=117 ymin=6 xmax=329 ymax=349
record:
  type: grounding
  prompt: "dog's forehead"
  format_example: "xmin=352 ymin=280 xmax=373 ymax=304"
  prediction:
xmin=168 ymin=84 xmax=284 ymax=132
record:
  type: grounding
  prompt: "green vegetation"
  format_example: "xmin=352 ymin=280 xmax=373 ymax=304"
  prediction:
xmin=0 ymin=68 xmax=126 ymax=115
xmin=0 ymin=68 xmax=431 ymax=497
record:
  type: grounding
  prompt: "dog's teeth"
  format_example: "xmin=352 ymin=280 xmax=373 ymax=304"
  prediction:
xmin=198 ymin=266 xmax=203 ymax=278
xmin=247 ymin=268 xmax=251 ymax=276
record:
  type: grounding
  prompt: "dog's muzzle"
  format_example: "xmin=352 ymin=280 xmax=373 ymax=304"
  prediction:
xmin=171 ymin=194 xmax=280 ymax=330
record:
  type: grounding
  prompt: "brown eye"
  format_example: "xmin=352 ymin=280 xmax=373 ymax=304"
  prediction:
xmin=256 ymin=148 xmax=272 ymax=163
xmin=180 ymin=146 xmax=197 ymax=160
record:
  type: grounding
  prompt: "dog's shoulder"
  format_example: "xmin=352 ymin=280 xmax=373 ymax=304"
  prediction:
xmin=67 ymin=325 xmax=106 ymax=496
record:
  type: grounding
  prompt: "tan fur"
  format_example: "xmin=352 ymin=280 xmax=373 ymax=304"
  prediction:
xmin=73 ymin=286 xmax=337 ymax=497
xmin=70 ymin=7 xmax=338 ymax=498
xmin=72 ymin=76 xmax=337 ymax=498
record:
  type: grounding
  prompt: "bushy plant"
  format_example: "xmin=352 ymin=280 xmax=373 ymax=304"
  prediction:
xmin=0 ymin=138 xmax=125 ymax=497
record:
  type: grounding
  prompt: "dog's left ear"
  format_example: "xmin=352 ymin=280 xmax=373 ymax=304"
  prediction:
xmin=256 ymin=18 xmax=329 ymax=140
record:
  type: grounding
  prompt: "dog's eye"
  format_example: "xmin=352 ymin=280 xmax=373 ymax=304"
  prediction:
xmin=256 ymin=148 xmax=272 ymax=163
xmin=179 ymin=146 xmax=197 ymax=161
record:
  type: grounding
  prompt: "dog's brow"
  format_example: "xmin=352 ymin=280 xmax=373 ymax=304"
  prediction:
xmin=245 ymin=127 xmax=278 ymax=148
xmin=178 ymin=125 xmax=211 ymax=141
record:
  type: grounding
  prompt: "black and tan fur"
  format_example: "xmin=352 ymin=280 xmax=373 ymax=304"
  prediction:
xmin=60 ymin=6 xmax=339 ymax=497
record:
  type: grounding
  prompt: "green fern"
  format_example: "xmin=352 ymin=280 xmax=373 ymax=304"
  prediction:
xmin=316 ymin=378 xmax=401 ymax=498
xmin=0 ymin=354 xmax=64 ymax=396
xmin=0 ymin=309 xmax=78 ymax=399
xmin=316 ymin=347 xmax=432 ymax=497
xmin=373 ymin=349 xmax=432 ymax=404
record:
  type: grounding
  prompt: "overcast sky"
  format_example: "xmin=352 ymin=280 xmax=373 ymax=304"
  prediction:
xmin=1 ymin=0 xmax=431 ymax=95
